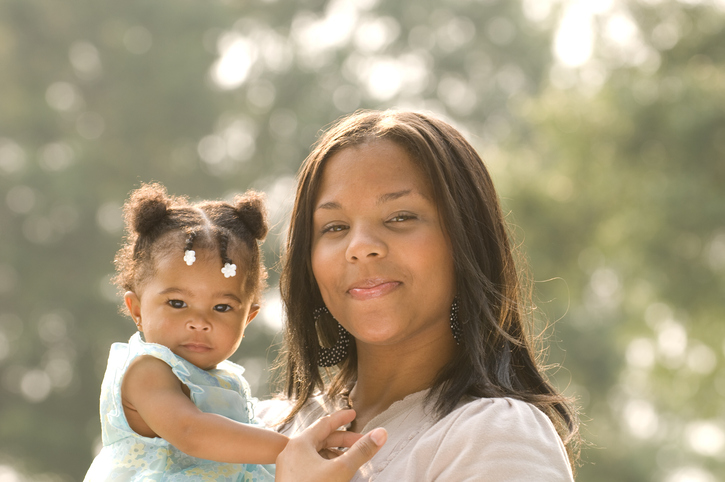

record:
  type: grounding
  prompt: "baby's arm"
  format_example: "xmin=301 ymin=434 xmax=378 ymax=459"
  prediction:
xmin=121 ymin=355 xmax=288 ymax=464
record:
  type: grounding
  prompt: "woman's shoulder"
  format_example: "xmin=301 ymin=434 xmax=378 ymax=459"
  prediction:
xmin=413 ymin=396 xmax=573 ymax=480
xmin=429 ymin=396 xmax=566 ymax=450
xmin=447 ymin=396 xmax=556 ymax=432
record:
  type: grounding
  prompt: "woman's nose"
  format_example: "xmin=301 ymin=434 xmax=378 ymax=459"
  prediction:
xmin=345 ymin=225 xmax=388 ymax=262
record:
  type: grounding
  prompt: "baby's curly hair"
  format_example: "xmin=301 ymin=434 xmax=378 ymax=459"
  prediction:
xmin=113 ymin=183 xmax=269 ymax=312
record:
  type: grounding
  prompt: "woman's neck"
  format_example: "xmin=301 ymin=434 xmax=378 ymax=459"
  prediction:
xmin=347 ymin=331 xmax=456 ymax=432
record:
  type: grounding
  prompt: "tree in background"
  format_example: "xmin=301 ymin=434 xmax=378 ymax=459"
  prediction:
xmin=0 ymin=0 xmax=722 ymax=480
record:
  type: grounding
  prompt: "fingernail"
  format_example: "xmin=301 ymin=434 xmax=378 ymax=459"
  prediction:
xmin=370 ymin=428 xmax=387 ymax=446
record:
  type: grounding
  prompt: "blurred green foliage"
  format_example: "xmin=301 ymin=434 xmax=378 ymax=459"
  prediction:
xmin=1 ymin=0 xmax=723 ymax=480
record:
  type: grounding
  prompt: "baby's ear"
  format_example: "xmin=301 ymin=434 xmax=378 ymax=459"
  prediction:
xmin=245 ymin=304 xmax=261 ymax=326
xmin=233 ymin=191 xmax=268 ymax=241
xmin=124 ymin=291 xmax=143 ymax=331
xmin=125 ymin=183 xmax=171 ymax=236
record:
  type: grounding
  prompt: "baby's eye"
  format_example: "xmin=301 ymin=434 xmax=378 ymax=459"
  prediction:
xmin=214 ymin=304 xmax=232 ymax=313
xmin=168 ymin=299 xmax=187 ymax=309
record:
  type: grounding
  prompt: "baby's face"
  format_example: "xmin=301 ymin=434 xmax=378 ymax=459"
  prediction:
xmin=125 ymin=248 xmax=258 ymax=370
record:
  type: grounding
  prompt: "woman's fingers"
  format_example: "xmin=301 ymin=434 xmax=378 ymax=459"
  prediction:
xmin=324 ymin=429 xmax=363 ymax=449
xmin=336 ymin=428 xmax=388 ymax=473
xmin=300 ymin=409 xmax=357 ymax=451
xmin=275 ymin=411 xmax=387 ymax=482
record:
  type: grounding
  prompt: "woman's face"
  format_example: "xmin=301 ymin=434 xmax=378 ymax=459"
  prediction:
xmin=311 ymin=139 xmax=456 ymax=349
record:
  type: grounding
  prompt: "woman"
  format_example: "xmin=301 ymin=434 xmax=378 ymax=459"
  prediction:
xmin=266 ymin=110 xmax=579 ymax=481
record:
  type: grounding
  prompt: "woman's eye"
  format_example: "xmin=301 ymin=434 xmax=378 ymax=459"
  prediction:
xmin=388 ymin=213 xmax=416 ymax=223
xmin=214 ymin=304 xmax=232 ymax=313
xmin=168 ymin=299 xmax=186 ymax=309
xmin=321 ymin=224 xmax=348 ymax=234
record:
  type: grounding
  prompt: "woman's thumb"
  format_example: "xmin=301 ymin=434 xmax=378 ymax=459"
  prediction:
xmin=339 ymin=428 xmax=387 ymax=472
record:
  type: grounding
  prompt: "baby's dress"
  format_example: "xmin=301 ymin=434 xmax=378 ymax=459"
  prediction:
xmin=84 ymin=332 xmax=274 ymax=482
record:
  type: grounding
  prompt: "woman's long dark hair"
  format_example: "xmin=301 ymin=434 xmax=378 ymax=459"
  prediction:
xmin=277 ymin=110 xmax=580 ymax=463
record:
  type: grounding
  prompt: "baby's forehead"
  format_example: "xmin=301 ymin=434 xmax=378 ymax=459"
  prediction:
xmin=151 ymin=231 xmax=246 ymax=261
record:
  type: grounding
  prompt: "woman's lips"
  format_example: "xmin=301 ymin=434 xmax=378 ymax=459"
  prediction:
xmin=347 ymin=281 xmax=401 ymax=300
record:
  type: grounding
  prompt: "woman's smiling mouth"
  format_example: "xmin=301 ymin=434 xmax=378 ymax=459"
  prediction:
xmin=347 ymin=279 xmax=401 ymax=300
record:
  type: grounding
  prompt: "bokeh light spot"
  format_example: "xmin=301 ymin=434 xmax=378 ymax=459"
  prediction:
xmin=666 ymin=466 xmax=717 ymax=482
xmin=656 ymin=319 xmax=688 ymax=367
xmin=246 ymin=81 xmax=276 ymax=110
xmin=221 ymin=119 xmax=256 ymax=162
xmin=96 ymin=201 xmax=123 ymax=234
xmin=705 ymin=232 xmax=725 ymax=271
xmin=211 ymin=34 xmax=256 ymax=90
xmin=554 ymin=3 xmax=594 ymax=67
xmin=45 ymin=82 xmax=82 ymax=112
xmin=623 ymin=398 xmax=659 ymax=439
xmin=38 ymin=312 xmax=69 ymax=344
xmin=486 ymin=17 xmax=516 ymax=45
xmin=260 ymin=288 xmax=284 ymax=333
xmin=69 ymin=41 xmax=102 ymax=80
xmin=6 ymin=185 xmax=35 ymax=214
xmin=123 ymin=26 xmax=153 ymax=54
xmin=198 ymin=135 xmax=226 ymax=165
xmin=626 ymin=338 xmax=656 ymax=369
xmin=39 ymin=142 xmax=75 ymax=172
xmin=686 ymin=343 xmax=717 ymax=375
xmin=685 ymin=421 xmax=725 ymax=456
xmin=333 ymin=84 xmax=362 ymax=112
xmin=20 ymin=369 xmax=52 ymax=403
xmin=22 ymin=216 xmax=55 ymax=244
xmin=354 ymin=17 xmax=400 ymax=53
xmin=0 ymin=139 xmax=26 ymax=174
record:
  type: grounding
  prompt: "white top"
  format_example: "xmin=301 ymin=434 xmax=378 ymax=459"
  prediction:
xmin=258 ymin=389 xmax=574 ymax=481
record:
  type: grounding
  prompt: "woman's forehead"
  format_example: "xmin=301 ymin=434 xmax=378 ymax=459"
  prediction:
xmin=315 ymin=140 xmax=434 ymax=202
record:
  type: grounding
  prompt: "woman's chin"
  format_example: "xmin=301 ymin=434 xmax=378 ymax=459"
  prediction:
xmin=353 ymin=328 xmax=410 ymax=347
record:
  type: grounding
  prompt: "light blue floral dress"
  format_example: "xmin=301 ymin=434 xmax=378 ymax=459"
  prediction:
xmin=84 ymin=332 xmax=275 ymax=481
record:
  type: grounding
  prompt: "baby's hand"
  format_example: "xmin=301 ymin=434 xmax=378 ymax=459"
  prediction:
xmin=275 ymin=409 xmax=387 ymax=482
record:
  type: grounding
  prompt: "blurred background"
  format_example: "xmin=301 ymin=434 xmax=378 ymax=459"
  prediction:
xmin=1 ymin=0 xmax=724 ymax=480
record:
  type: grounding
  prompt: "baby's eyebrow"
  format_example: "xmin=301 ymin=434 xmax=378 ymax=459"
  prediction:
xmin=157 ymin=288 xmax=243 ymax=304
xmin=158 ymin=287 xmax=185 ymax=296
xmin=217 ymin=293 xmax=243 ymax=304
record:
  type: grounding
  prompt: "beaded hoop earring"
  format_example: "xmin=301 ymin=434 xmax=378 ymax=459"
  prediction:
xmin=314 ymin=306 xmax=351 ymax=367
xmin=450 ymin=297 xmax=462 ymax=345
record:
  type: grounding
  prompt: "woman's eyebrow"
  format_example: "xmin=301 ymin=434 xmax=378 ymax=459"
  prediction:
xmin=376 ymin=189 xmax=413 ymax=205
xmin=315 ymin=189 xmax=417 ymax=212
xmin=315 ymin=201 xmax=342 ymax=211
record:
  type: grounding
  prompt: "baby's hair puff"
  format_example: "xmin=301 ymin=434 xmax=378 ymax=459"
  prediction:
xmin=113 ymin=182 xmax=269 ymax=313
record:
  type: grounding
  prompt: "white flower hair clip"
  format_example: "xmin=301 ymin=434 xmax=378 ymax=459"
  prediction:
xmin=183 ymin=250 xmax=196 ymax=266
xmin=221 ymin=262 xmax=237 ymax=278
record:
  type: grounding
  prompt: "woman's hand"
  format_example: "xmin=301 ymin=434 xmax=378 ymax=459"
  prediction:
xmin=275 ymin=409 xmax=387 ymax=482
